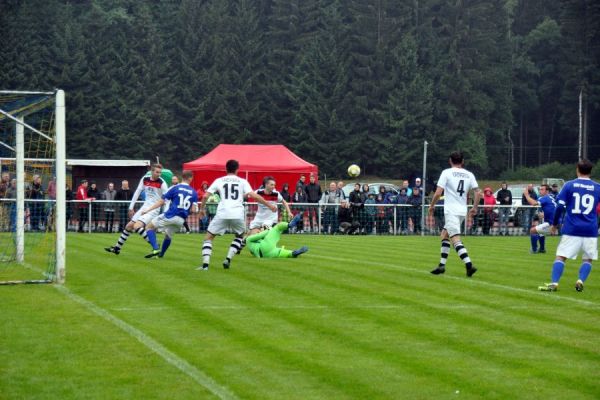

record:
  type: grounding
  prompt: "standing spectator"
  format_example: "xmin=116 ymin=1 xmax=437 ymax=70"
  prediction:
xmin=7 ymin=178 xmax=16 ymax=232
xmin=401 ymin=180 xmax=413 ymax=197
xmin=27 ymin=174 xmax=44 ymax=231
xmin=291 ymin=185 xmax=307 ymax=233
xmin=280 ymin=183 xmax=291 ymax=202
xmin=321 ymin=182 xmax=341 ymax=234
xmin=550 ymin=183 xmax=559 ymax=199
xmin=304 ymin=174 xmax=322 ymax=233
xmin=0 ymin=172 xmax=11 ymax=230
xmin=414 ymin=178 xmax=424 ymax=197
xmin=102 ymin=182 xmax=117 ymax=233
xmin=364 ymin=192 xmax=377 ymax=234
xmin=396 ymin=187 xmax=410 ymax=234
xmin=337 ymin=181 xmax=347 ymax=200
xmin=383 ymin=187 xmax=398 ymax=234
xmin=358 ymin=184 xmax=370 ymax=231
xmin=296 ymin=175 xmax=307 ymax=190
xmin=496 ymin=182 xmax=512 ymax=236
xmin=115 ymin=180 xmax=132 ymax=232
xmin=196 ymin=181 xmax=209 ymax=203
xmin=338 ymin=199 xmax=360 ymax=234
xmin=65 ymin=184 xmax=74 ymax=229
xmin=482 ymin=187 xmax=496 ymax=235
xmin=521 ymin=184 xmax=538 ymax=233
xmin=375 ymin=186 xmax=388 ymax=234
xmin=45 ymin=176 xmax=57 ymax=230
xmin=348 ymin=183 xmax=364 ymax=228
xmin=76 ymin=179 xmax=93 ymax=232
xmin=408 ymin=187 xmax=423 ymax=234
xmin=88 ymin=181 xmax=102 ymax=231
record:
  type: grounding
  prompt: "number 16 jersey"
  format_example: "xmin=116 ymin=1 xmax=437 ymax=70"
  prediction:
xmin=436 ymin=167 xmax=479 ymax=216
xmin=207 ymin=175 xmax=253 ymax=219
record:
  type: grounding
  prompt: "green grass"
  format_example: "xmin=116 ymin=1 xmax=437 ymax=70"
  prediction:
xmin=2 ymin=233 xmax=600 ymax=399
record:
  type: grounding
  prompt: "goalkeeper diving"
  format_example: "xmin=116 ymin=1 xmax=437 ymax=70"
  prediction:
xmin=246 ymin=213 xmax=308 ymax=259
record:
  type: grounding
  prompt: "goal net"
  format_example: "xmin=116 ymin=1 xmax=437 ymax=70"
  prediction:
xmin=0 ymin=90 xmax=66 ymax=284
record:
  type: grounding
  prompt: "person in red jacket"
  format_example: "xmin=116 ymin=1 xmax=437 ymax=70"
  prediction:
xmin=76 ymin=179 xmax=93 ymax=232
xmin=482 ymin=187 xmax=496 ymax=235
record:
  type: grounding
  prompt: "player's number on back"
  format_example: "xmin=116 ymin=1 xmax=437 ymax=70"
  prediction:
xmin=177 ymin=194 xmax=191 ymax=210
xmin=572 ymin=193 xmax=594 ymax=215
xmin=456 ymin=179 xmax=465 ymax=197
xmin=223 ymin=183 xmax=240 ymax=200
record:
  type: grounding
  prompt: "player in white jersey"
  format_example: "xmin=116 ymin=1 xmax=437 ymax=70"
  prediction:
xmin=428 ymin=151 xmax=481 ymax=277
xmin=248 ymin=176 xmax=293 ymax=235
xmin=197 ymin=159 xmax=276 ymax=270
xmin=105 ymin=164 xmax=169 ymax=255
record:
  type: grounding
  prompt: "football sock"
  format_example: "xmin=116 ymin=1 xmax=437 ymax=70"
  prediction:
xmin=539 ymin=235 xmax=546 ymax=251
xmin=115 ymin=229 xmax=130 ymax=249
xmin=551 ymin=260 xmax=565 ymax=283
xmin=146 ymin=230 xmax=159 ymax=250
xmin=136 ymin=227 xmax=149 ymax=242
xmin=202 ymin=240 xmax=213 ymax=264
xmin=453 ymin=241 xmax=472 ymax=269
xmin=160 ymin=237 xmax=172 ymax=256
xmin=578 ymin=262 xmax=592 ymax=282
xmin=530 ymin=234 xmax=539 ymax=252
xmin=227 ymin=236 xmax=244 ymax=260
xmin=439 ymin=239 xmax=451 ymax=267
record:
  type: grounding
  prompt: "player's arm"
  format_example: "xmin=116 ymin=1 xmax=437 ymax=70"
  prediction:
xmin=469 ymin=188 xmax=482 ymax=217
xmin=428 ymin=186 xmax=444 ymax=217
xmin=248 ymin=191 xmax=277 ymax=212
xmin=198 ymin=191 xmax=211 ymax=218
xmin=141 ymin=199 xmax=165 ymax=215
xmin=129 ymin=177 xmax=144 ymax=212
xmin=282 ymin=198 xmax=292 ymax=216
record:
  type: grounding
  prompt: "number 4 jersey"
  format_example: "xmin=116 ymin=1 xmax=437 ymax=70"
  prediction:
xmin=556 ymin=178 xmax=600 ymax=237
xmin=207 ymin=175 xmax=253 ymax=219
xmin=163 ymin=183 xmax=199 ymax=219
xmin=436 ymin=167 xmax=479 ymax=216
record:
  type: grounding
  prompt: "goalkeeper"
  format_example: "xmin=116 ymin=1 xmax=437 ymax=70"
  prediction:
xmin=246 ymin=213 xmax=308 ymax=259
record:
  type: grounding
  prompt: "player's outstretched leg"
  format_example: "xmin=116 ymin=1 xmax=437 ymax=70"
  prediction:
xmin=105 ymin=228 xmax=132 ymax=255
xmin=539 ymin=259 xmax=564 ymax=291
xmin=576 ymin=261 xmax=592 ymax=292
xmin=453 ymin=240 xmax=477 ymax=277
xmin=144 ymin=229 xmax=160 ymax=259
xmin=159 ymin=237 xmax=172 ymax=258
xmin=431 ymin=239 xmax=451 ymax=275
xmin=224 ymin=234 xmax=244 ymax=269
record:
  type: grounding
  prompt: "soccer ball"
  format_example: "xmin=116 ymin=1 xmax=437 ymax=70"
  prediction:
xmin=347 ymin=164 xmax=361 ymax=178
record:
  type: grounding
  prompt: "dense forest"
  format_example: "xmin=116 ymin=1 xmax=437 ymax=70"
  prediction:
xmin=1 ymin=0 xmax=599 ymax=178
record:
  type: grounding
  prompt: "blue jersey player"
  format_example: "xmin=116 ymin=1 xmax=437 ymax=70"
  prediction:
xmin=523 ymin=184 xmax=556 ymax=253
xmin=539 ymin=160 xmax=600 ymax=292
xmin=141 ymin=171 xmax=198 ymax=258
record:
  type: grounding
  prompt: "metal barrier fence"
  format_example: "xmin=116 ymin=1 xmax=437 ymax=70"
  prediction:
xmin=0 ymin=199 xmax=544 ymax=236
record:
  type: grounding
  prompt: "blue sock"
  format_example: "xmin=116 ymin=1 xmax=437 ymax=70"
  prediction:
xmin=160 ymin=237 xmax=172 ymax=256
xmin=539 ymin=235 xmax=545 ymax=251
xmin=530 ymin=234 xmax=539 ymax=251
xmin=551 ymin=260 xmax=565 ymax=283
xmin=579 ymin=262 xmax=592 ymax=282
xmin=146 ymin=230 xmax=159 ymax=250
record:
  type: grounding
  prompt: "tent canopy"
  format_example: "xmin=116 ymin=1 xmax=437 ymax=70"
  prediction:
xmin=183 ymin=144 xmax=318 ymax=190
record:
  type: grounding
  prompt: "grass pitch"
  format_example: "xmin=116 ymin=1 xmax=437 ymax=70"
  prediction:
xmin=1 ymin=233 xmax=599 ymax=399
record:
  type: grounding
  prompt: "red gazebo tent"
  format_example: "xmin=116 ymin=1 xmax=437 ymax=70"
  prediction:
xmin=182 ymin=144 xmax=318 ymax=190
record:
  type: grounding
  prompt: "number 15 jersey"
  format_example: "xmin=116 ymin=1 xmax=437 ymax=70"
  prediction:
xmin=436 ymin=167 xmax=479 ymax=216
xmin=556 ymin=178 xmax=600 ymax=237
xmin=207 ymin=175 xmax=253 ymax=219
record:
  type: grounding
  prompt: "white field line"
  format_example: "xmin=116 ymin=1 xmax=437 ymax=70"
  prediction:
xmin=311 ymin=254 xmax=600 ymax=308
xmin=54 ymin=285 xmax=239 ymax=400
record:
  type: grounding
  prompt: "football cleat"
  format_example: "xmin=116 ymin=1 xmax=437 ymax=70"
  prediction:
xmin=538 ymin=283 xmax=558 ymax=292
xmin=292 ymin=246 xmax=309 ymax=258
xmin=575 ymin=280 xmax=584 ymax=292
xmin=538 ymin=249 xmax=546 ymax=254
xmin=104 ymin=246 xmax=120 ymax=255
xmin=223 ymin=258 xmax=231 ymax=269
xmin=430 ymin=266 xmax=445 ymax=275
xmin=145 ymin=249 xmax=160 ymax=259
xmin=466 ymin=266 xmax=477 ymax=277
xmin=288 ymin=213 xmax=303 ymax=230
xmin=196 ymin=264 xmax=209 ymax=271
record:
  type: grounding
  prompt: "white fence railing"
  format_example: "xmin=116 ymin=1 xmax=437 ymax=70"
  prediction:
xmin=0 ymin=199 xmax=545 ymax=236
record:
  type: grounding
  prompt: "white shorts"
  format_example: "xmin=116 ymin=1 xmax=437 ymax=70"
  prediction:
xmin=207 ymin=216 xmax=246 ymax=236
xmin=534 ymin=222 xmax=552 ymax=235
xmin=150 ymin=214 xmax=184 ymax=237
xmin=249 ymin=216 xmax=277 ymax=230
xmin=444 ymin=213 xmax=465 ymax=237
xmin=556 ymin=235 xmax=598 ymax=260
xmin=131 ymin=207 xmax=161 ymax=226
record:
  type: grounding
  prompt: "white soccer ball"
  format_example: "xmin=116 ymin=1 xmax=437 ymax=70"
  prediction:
xmin=347 ymin=164 xmax=361 ymax=178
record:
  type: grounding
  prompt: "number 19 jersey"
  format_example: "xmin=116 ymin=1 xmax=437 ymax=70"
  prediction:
xmin=207 ymin=175 xmax=253 ymax=219
xmin=556 ymin=178 xmax=600 ymax=237
xmin=436 ymin=167 xmax=479 ymax=216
